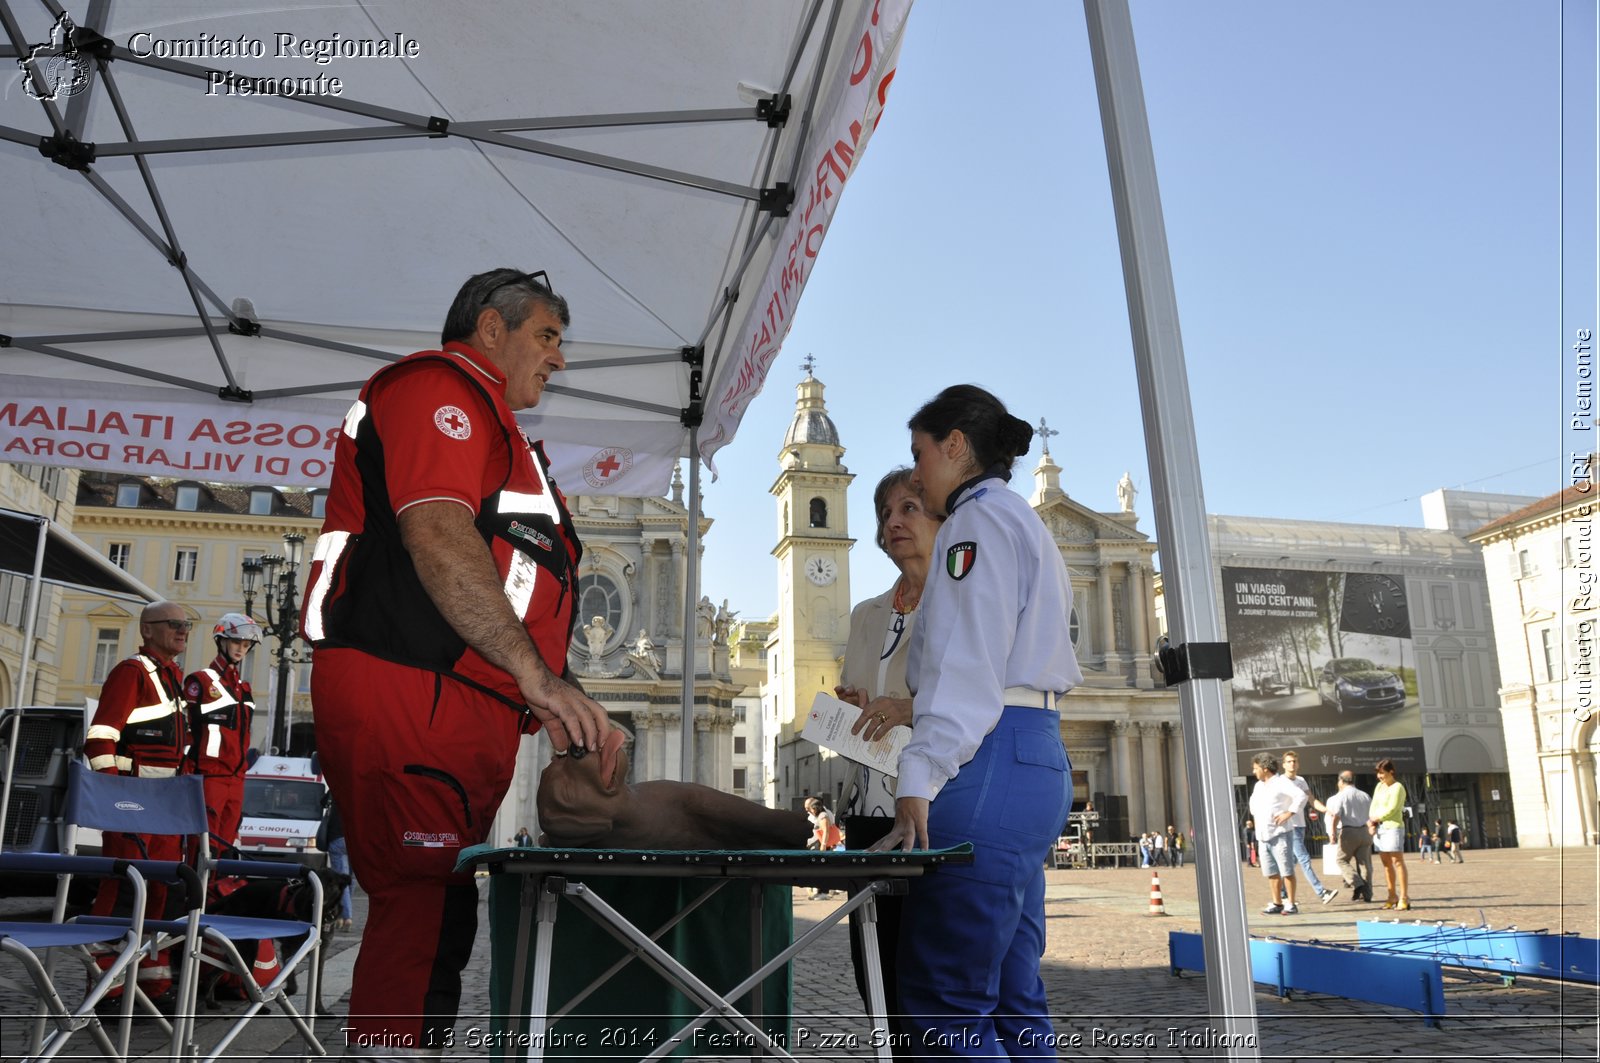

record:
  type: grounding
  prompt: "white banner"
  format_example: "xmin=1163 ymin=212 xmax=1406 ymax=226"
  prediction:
xmin=699 ymin=0 xmax=912 ymax=472
xmin=1 ymin=375 xmax=682 ymax=496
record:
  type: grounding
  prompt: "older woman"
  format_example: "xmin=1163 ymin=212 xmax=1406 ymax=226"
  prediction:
xmin=1367 ymin=758 xmax=1411 ymax=910
xmin=874 ymin=384 xmax=1082 ymax=1060
xmin=832 ymin=467 xmax=941 ymax=1044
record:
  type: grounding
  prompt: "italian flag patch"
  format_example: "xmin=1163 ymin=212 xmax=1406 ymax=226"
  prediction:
xmin=946 ymin=541 xmax=977 ymax=580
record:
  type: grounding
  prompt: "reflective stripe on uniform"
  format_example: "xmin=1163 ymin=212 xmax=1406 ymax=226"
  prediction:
xmin=503 ymin=552 xmax=538 ymax=618
xmin=498 ymin=489 xmax=559 ymax=520
xmin=137 ymin=765 xmax=178 ymax=779
xmin=341 ymin=399 xmax=367 ymax=441
xmin=126 ymin=702 xmax=178 ymax=724
xmin=498 ymin=449 xmax=561 ymax=519
xmin=86 ymin=724 xmax=122 ymax=743
xmin=303 ymin=531 xmax=351 ymax=642
xmin=192 ymin=667 xmax=235 ymax=760
xmin=88 ymin=754 xmax=119 ymax=770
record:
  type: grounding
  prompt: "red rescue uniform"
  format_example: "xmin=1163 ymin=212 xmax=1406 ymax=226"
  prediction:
xmin=83 ymin=647 xmax=188 ymax=995
xmin=305 ymin=343 xmax=581 ymax=1049
xmin=183 ymin=655 xmax=254 ymax=855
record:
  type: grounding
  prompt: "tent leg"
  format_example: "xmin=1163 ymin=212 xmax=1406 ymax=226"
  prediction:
xmin=679 ymin=435 xmax=702 ymax=783
xmin=1084 ymin=1 xmax=1260 ymax=1057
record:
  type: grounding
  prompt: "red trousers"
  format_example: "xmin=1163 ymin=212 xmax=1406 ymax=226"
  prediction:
xmin=201 ymin=774 xmax=245 ymax=856
xmin=313 ymin=648 xmax=523 ymax=1050
xmin=92 ymin=829 xmax=184 ymax=997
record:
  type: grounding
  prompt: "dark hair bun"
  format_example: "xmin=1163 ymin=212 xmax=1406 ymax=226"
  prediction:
xmin=1000 ymin=414 xmax=1034 ymax=460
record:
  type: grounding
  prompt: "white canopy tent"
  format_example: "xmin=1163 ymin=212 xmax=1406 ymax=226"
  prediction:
xmin=2 ymin=2 xmax=1259 ymax=1050
xmin=0 ymin=0 xmax=907 ymax=495
xmin=0 ymin=0 xmax=908 ymax=820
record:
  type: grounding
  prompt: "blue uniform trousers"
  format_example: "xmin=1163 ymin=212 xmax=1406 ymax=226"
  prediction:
xmin=898 ymin=707 xmax=1071 ymax=1059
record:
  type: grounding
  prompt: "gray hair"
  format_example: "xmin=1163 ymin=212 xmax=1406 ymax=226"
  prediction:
xmin=440 ymin=269 xmax=570 ymax=345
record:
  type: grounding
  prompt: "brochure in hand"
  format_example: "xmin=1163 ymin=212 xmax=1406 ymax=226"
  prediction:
xmin=800 ymin=691 xmax=909 ymax=777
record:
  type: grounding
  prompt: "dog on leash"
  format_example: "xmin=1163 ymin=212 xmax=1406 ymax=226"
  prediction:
xmin=197 ymin=865 xmax=351 ymax=1010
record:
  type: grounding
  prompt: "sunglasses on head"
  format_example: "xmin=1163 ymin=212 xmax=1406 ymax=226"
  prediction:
xmin=479 ymin=270 xmax=554 ymax=306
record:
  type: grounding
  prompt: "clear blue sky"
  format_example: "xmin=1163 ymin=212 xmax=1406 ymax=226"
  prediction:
xmin=695 ymin=0 xmax=1587 ymax=623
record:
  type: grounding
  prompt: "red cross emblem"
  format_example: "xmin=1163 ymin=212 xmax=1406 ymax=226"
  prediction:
xmin=583 ymin=447 xmax=634 ymax=488
xmin=433 ymin=405 xmax=472 ymax=440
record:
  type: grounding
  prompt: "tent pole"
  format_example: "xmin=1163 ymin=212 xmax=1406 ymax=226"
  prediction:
xmin=0 ymin=515 xmax=48 ymax=848
xmin=1083 ymin=1 xmax=1260 ymax=1055
xmin=680 ymin=437 xmax=703 ymax=783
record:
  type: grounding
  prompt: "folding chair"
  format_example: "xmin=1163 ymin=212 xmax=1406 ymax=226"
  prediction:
xmin=62 ymin=763 xmax=329 ymax=1062
xmin=0 ymin=797 xmax=204 ymax=1061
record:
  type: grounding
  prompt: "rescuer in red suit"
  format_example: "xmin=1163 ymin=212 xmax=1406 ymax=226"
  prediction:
xmin=304 ymin=270 xmax=611 ymax=1051
xmin=184 ymin=612 xmax=261 ymax=858
xmin=82 ymin=599 xmax=192 ymax=999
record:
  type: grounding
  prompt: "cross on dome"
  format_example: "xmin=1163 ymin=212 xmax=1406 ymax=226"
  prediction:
xmin=1036 ymin=416 xmax=1059 ymax=457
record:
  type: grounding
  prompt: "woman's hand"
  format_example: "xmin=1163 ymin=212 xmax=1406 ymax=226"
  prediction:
xmin=834 ymin=684 xmax=869 ymax=709
xmin=867 ymin=796 xmax=929 ymax=852
xmin=850 ymin=696 xmax=912 ymax=743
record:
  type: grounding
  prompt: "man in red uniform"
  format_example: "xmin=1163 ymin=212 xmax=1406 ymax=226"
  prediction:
xmin=83 ymin=599 xmax=192 ymax=999
xmin=183 ymin=612 xmax=261 ymax=858
xmin=304 ymin=269 xmax=610 ymax=1053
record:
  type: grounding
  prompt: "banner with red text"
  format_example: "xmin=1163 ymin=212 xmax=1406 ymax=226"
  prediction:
xmin=698 ymin=0 xmax=911 ymax=472
xmin=1 ymin=375 xmax=682 ymax=495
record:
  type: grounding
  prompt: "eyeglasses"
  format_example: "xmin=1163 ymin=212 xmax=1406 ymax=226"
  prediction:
xmin=479 ymin=270 xmax=554 ymax=306
xmin=152 ymin=619 xmax=193 ymax=633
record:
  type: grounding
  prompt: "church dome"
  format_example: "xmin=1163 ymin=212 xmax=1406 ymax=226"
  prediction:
xmin=783 ymin=408 xmax=839 ymax=448
xmin=782 ymin=363 xmax=840 ymax=448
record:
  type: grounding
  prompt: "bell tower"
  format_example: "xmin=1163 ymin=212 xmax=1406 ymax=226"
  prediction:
xmin=770 ymin=357 xmax=854 ymax=809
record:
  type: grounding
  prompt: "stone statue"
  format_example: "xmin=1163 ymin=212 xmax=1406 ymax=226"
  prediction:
xmin=714 ymin=598 xmax=737 ymax=645
xmin=1117 ymin=471 xmax=1138 ymax=514
xmin=630 ymin=628 xmax=660 ymax=670
xmin=584 ymin=614 xmax=613 ymax=663
xmin=538 ymin=727 xmax=810 ymax=849
xmin=695 ymin=595 xmax=716 ymax=642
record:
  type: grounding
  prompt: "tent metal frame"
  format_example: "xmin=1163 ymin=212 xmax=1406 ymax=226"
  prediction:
xmin=1085 ymin=1 xmax=1257 ymax=1055
xmin=1 ymin=0 xmax=853 ymax=784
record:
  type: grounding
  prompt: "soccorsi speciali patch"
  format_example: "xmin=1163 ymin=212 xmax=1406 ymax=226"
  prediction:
xmin=946 ymin=541 xmax=977 ymax=580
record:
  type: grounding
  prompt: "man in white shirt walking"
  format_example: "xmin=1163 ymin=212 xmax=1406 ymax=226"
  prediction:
xmin=1324 ymin=771 xmax=1374 ymax=902
xmin=1247 ymin=752 xmax=1308 ymax=914
xmin=1280 ymin=750 xmax=1338 ymax=903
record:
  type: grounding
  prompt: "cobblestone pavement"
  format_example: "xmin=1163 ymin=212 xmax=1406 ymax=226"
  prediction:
xmin=4 ymin=848 xmax=1596 ymax=1060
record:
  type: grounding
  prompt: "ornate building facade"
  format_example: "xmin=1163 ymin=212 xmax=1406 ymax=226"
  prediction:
xmin=1469 ymin=484 xmax=1599 ymax=847
xmin=0 ymin=463 xmax=79 ymax=708
xmin=759 ymin=372 xmax=1184 ymax=836
xmin=52 ymin=469 xmax=752 ymax=846
xmin=768 ymin=367 xmax=855 ymax=809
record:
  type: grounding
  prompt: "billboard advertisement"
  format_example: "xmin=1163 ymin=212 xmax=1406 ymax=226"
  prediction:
xmin=1224 ymin=566 xmax=1424 ymax=776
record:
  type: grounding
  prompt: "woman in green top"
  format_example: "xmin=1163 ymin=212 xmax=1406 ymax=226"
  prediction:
xmin=1365 ymin=758 xmax=1410 ymax=910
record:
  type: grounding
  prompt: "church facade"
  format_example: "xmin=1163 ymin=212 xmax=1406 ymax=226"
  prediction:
xmin=761 ymin=370 xmax=1185 ymax=839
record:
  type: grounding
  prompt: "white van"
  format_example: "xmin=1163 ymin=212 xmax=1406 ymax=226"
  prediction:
xmin=237 ymin=755 xmax=329 ymax=867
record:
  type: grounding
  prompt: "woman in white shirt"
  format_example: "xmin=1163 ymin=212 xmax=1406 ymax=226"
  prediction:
xmin=873 ymin=384 xmax=1083 ymax=1059
xmin=834 ymin=467 xmax=941 ymax=1053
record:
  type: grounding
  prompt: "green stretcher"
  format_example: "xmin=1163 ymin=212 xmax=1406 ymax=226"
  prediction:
xmin=457 ymin=844 xmax=973 ymax=1062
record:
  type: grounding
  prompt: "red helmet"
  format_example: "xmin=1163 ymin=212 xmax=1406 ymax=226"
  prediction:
xmin=213 ymin=612 xmax=263 ymax=644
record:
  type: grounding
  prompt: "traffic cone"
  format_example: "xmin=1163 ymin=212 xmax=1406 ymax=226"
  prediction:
xmin=1148 ymin=869 xmax=1168 ymax=916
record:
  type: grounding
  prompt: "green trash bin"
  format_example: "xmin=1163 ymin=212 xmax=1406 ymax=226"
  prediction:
xmin=484 ymin=869 xmax=793 ymax=1060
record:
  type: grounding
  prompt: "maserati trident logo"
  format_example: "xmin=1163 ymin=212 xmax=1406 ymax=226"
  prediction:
xmin=1367 ymin=589 xmax=1385 ymax=613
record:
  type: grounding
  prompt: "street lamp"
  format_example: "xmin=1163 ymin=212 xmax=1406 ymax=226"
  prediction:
xmin=241 ymin=531 xmax=310 ymax=756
